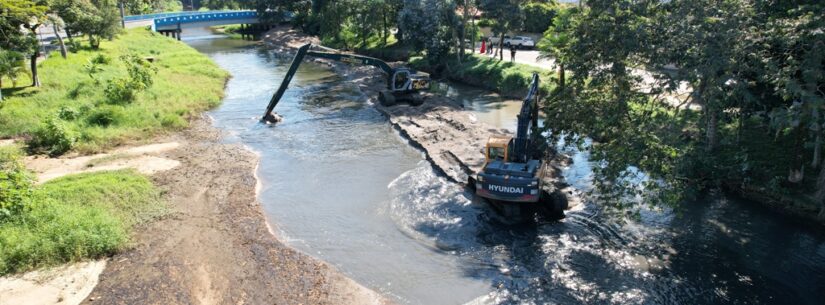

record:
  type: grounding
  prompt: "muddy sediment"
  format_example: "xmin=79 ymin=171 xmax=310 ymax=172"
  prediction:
xmin=79 ymin=117 xmax=389 ymax=305
xmin=262 ymin=26 xmax=579 ymax=206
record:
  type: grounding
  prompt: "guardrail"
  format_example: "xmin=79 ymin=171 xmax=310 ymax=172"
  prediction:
xmin=125 ymin=10 xmax=254 ymax=22
xmin=153 ymin=11 xmax=258 ymax=29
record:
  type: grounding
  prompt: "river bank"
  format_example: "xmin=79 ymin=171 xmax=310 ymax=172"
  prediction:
xmin=1 ymin=116 xmax=390 ymax=305
xmin=78 ymin=116 xmax=388 ymax=305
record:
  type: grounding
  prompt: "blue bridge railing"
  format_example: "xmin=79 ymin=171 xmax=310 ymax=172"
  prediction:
xmin=153 ymin=11 xmax=258 ymax=29
xmin=125 ymin=10 xmax=252 ymax=22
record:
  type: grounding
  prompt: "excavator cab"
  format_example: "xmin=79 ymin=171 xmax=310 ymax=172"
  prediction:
xmin=390 ymin=69 xmax=430 ymax=92
xmin=391 ymin=70 xmax=411 ymax=91
xmin=484 ymin=135 xmax=512 ymax=163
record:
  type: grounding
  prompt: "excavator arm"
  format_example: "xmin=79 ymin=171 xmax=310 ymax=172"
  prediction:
xmin=511 ymin=73 xmax=541 ymax=163
xmin=263 ymin=44 xmax=427 ymax=123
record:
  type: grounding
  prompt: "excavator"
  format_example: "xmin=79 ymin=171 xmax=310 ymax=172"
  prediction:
xmin=262 ymin=44 xmax=430 ymax=123
xmin=475 ymin=72 xmax=555 ymax=219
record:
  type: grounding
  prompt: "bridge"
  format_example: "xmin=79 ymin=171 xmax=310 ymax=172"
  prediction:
xmin=124 ymin=10 xmax=265 ymax=40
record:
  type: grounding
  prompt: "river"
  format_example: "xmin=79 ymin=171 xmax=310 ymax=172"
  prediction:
xmin=183 ymin=29 xmax=825 ymax=305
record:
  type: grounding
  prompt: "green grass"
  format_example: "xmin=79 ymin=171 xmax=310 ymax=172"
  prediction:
xmin=410 ymin=54 xmax=555 ymax=97
xmin=0 ymin=168 xmax=165 ymax=275
xmin=0 ymin=28 xmax=229 ymax=154
xmin=211 ymin=25 xmax=245 ymax=39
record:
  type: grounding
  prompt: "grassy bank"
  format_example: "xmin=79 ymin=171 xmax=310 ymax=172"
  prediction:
xmin=0 ymin=147 xmax=165 ymax=275
xmin=0 ymin=28 xmax=229 ymax=155
xmin=211 ymin=25 xmax=245 ymax=39
xmin=410 ymin=54 xmax=554 ymax=98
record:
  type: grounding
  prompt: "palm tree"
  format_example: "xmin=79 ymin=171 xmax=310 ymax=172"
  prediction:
xmin=537 ymin=7 xmax=578 ymax=91
xmin=0 ymin=50 xmax=27 ymax=101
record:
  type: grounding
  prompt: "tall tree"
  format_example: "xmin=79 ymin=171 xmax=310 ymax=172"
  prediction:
xmin=0 ymin=0 xmax=48 ymax=87
xmin=398 ymin=0 xmax=459 ymax=64
xmin=478 ymin=0 xmax=522 ymax=60
xmin=537 ymin=6 xmax=578 ymax=91
xmin=656 ymin=0 xmax=755 ymax=153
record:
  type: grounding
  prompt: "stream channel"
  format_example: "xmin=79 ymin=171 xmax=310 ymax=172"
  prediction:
xmin=183 ymin=29 xmax=825 ymax=305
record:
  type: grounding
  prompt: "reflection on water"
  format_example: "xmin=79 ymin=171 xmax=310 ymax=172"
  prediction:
xmin=186 ymin=31 xmax=825 ymax=305
xmin=431 ymin=82 xmax=523 ymax=131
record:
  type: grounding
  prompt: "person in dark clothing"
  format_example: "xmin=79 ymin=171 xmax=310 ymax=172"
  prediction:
xmin=510 ymin=45 xmax=516 ymax=62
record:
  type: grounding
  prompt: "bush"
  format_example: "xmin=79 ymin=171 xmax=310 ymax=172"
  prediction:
xmin=522 ymin=3 xmax=557 ymax=33
xmin=86 ymin=105 xmax=126 ymax=127
xmin=104 ymin=54 xmax=157 ymax=104
xmin=28 ymin=117 xmax=77 ymax=156
xmin=104 ymin=77 xmax=139 ymax=104
xmin=0 ymin=147 xmax=33 ymax=223
xmin=477 ymin=19 xmax=495 ymax=28
xmin=160 ymin=113 xmax=186 ymax=129
xmin=57 ymin=105 xmax=81 ymax=120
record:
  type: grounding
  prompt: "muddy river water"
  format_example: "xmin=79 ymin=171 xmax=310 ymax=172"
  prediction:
xmin=184 ymin=30 xmax=825 ymax=305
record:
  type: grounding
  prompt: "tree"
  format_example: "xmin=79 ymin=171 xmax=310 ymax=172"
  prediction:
xmin=47 ymin=14 xmax=67 ymax=58
xmin=656 ymin=0 xmax=756 ymax=153
xmin=521 ymin=1 xmax=556 ymax=33
xmin=253 ymin=0 xmax=293 ymax=25
xmin=74 ymin=0 xmax=121 ymax=49
xmin=0 ymin=49 xmax=27 ymax=101
xmin=1 ymin=0 xmax=48 ymax=87
xmin=398 ymin=0 xmax=459 ymax=64
xmin=478 ymin=0 xmax=523 ymax=60
xmin=50 ymin=0 xmax=85 ymax=42
xmin=759 ymin=3 xmax=825 ymax=214
xmin=537 ymin=6 xmax=578 ymax=91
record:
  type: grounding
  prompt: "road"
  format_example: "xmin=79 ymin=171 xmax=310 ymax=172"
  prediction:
xmin=473 ymin=47 xmax=697 ymax=110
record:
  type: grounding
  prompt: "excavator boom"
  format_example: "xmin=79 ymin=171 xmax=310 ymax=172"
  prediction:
xmin=263 ymin=44 xmax=428 ymax=123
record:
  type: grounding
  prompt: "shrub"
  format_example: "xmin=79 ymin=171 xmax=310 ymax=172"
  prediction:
xmin=83 ymin=54 xmax=110 ymax=84
xmin=122 ymin=54 xmax=157 ymax=89
xmin=0 ymin=147 xmax=33 ymax=223
xmin=104 ymin=77 xmax=139 ymax=104
xmin=57 ymin=105 xmax=80 ymax=120
xmin=86 ymin=105 xmax=126 ymax=127
xmin=160 ymin=113 xmax=186 ymax=129
xmin=28 ymin=117 xmax=77 ymax=156
xmin=104 ymin=54 xmax=157 ymax=104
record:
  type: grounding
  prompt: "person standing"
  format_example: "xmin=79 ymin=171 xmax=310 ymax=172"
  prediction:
xmin=510 ymin=44 xmax=516 ymax=62
xmin=480 ymin=39 xmax=486 ymax=54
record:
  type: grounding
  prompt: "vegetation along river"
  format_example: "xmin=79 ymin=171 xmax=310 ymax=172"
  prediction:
xmin=184 ymin=29 xmax=825 ymax=305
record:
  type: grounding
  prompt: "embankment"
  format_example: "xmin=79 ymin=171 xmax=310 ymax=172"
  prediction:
xmin=79 ymin=117 xmax=389 ymax=305
xmin=411 ymin=55 xmax=554 ymax=99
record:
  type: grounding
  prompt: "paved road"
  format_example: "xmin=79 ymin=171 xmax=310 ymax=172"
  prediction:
xmin=472 ymin=46 xmax=697 ymax=110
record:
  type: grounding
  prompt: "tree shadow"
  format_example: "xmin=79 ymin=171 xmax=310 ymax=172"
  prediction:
xmin=0 ymin=86 xmax=38 ymax=99
xmin=67 ymin=82 xmax=88 ymax=99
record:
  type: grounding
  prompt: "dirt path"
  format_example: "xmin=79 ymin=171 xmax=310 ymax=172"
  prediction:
xmin=74 ymin=117 xmax=388 ymax=305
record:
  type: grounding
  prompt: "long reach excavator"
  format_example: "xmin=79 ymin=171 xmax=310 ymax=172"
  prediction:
xmin=262 ymin=44 xmax=430 ymax=123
